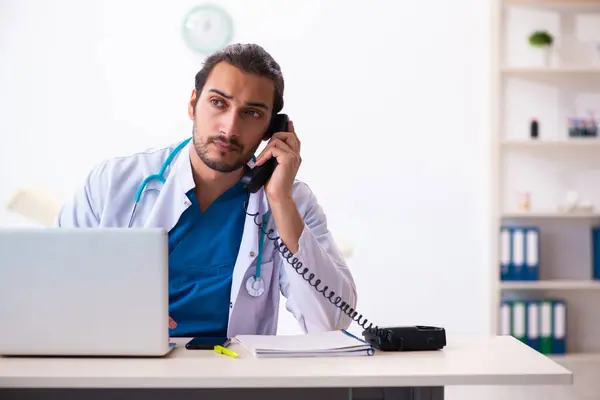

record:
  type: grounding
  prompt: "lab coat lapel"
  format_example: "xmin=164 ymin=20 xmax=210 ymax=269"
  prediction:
xmin=143 ymin=140 xmax=195 ymax=231
xmin=229 ymin=187 xmax=270 ymax=307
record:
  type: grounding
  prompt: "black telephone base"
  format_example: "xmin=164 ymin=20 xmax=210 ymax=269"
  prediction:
xmin=362 ymin=325 xmax=446 ymax=352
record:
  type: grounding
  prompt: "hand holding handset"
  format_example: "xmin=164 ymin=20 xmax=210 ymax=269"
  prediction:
xmin=241 ymin=113 xmax=289 ymax=193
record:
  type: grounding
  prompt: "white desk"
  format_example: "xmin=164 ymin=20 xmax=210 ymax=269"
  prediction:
xmin=0 ymin=335 xmax=572 ymax=400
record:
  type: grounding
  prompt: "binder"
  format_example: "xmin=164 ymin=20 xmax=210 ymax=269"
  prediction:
xmin=524 ymin=227 xmax=539 ymax=281
xmin=553 ymin=300 xmax=567 ymax=354
xmin=539 ymin=300 xmax=554 ymax=355
xmin=512 ymin=228 xmax=525 ymax=281
xmin=526 ymin=301 xmax=540 ymax=351
xmin=511 ymin=301 xmax=526 ymax=344
xmin=592 ymin=227 xmax=600 ymax=280
xmin=500 ymin=227 xmax=512 ymax=281
xmin=500 ymin=300 xmax=512 ymax=335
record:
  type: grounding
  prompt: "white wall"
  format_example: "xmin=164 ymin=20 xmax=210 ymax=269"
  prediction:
xmin=0 ymin=0 xmax=493 ymax=337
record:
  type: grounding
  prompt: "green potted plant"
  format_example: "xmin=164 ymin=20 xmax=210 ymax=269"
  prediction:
xmin=528 ymin=30 xmax=554 ymax=67
xmin=529 ymin=30 xmax=553 ymax=47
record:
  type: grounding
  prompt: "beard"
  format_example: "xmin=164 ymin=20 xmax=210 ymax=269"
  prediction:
xmin=192 ymin=123 xmax=256 ymax=173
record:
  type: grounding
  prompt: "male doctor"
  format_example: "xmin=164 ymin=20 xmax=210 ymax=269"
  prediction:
xmin=57 ymin=43 xmax=357 ymax=338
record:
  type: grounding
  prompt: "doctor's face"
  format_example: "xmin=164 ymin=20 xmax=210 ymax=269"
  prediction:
xmin=188 ymin=62 xmax=275 ymax=173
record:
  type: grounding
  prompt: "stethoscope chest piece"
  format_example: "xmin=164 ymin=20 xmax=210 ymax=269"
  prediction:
xmin=245 ymin=275 xmax=265 ymax=297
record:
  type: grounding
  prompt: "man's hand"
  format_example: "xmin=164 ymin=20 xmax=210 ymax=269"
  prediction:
xmin=169 ymin=316 xmax=177 ymax=329
xmin=255 ymin=120 xmax=301 ymax=204
xmin=255 ymin=119 xmax=305 ymax=253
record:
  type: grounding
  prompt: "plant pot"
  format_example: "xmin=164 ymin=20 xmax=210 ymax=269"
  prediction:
xmin=534 ymin=46 xmax=553 ymax=68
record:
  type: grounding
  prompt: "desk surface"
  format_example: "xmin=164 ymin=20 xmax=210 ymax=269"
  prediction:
xmin=0 ymin=335 xmax=572 ymax=389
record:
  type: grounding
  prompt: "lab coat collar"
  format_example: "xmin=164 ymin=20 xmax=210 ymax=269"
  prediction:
xmin=172 ymin=139 xmax=196 ymax=195
xmin=171 ymin=138 xmax=258 ymax=198
xmin=142 ymin=139 xmax=194 ymax=231
xmin=141 ymin=137 xmax=270 ymax=313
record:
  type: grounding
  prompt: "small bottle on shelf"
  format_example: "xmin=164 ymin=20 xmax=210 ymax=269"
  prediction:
xmin=530 ymin=119 xmax=539 ymax=139
xmin=518 ymin=192 xmax=531 ymax=211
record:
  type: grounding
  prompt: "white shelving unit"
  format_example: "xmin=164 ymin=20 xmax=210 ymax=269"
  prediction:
xmin=492 ymin=0 xmax=600 ymax=361
xmin=501 ymin=279 xmax=600 ymax=289
xmin=503 ymin=67 xmax=600 ymax=74
xmin=502 ymin=211 xmax=600 ymax=217
xmin=502 ymin=138 xmax=600 ymax=147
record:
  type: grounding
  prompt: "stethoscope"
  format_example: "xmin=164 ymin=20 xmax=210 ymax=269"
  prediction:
xmin=130 ymin=137 xmax=267 ymax=297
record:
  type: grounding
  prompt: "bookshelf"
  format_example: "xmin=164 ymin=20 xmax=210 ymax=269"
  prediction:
xmin=492 ymin=0 xmax=600 ymax=360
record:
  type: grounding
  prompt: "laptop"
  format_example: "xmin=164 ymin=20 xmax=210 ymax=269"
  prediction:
xmin=0 ymin=228 xmax=175 ymax=357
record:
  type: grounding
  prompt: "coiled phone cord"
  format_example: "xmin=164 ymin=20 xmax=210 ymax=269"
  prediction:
xmin=244 ymin=194 xmax=392 ymax=342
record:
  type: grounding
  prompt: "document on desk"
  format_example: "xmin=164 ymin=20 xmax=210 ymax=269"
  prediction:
xmin=234 ymin=330 xmax=375 ymax=358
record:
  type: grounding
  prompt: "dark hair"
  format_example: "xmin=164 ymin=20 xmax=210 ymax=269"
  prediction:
xmin=194 ymin=43 xmax=284 ymax=116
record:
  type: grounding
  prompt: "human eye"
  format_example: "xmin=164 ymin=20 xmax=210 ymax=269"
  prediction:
xmin=245 ymin=109 xmax=263 ymax=118
xmin=210 ymin=98 xmax=225 ymax=108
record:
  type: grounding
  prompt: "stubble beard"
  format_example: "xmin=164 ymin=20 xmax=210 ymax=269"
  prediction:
xmin=192 ymin=123 xmax=253 ymax=173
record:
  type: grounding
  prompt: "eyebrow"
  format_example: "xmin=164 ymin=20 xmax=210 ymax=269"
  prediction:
xmin=208 ymin=88 xmax=269 ymax=111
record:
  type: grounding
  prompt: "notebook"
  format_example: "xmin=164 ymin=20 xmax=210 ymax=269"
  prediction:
xmin=233 ymin=329 xmax=375 ymax=358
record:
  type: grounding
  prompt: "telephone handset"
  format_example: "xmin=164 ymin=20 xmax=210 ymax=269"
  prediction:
xmin=241 ymin=113 xmax=446 ymax=352
xmin=241 ymin=113 xmax=290 ymax=193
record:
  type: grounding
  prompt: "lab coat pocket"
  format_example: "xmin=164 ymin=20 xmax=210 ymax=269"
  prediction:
xmin=230 ymin=259 xmax=280 ymax=335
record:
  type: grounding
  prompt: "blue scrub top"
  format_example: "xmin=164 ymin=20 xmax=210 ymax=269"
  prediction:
xmin=167 ymin=180 xmax=246 ymax=337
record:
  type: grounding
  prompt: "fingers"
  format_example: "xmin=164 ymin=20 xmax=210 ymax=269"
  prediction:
xmin=255 ymin=140 xmax=301 ymax=167
xmin=255 ymin=119 xmax=301 ymax=167
xmin=169 ymin=316 xmax=177 ymax=329
xmin=255 ymin=137 xmax=294 ymax=166
xmin=272 ymin=131 xmax=301 ymax=154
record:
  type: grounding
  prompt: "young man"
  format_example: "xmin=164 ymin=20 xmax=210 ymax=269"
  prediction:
xmin=57 ymin=43 xmax=357 ymax=338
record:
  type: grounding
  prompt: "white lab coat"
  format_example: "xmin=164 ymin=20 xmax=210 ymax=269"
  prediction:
xmin=56 ymin=139 xmax=357 ymax=337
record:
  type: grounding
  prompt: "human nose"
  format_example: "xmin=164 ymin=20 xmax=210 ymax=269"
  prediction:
xmin=219 ymin=111 xmax=242 ymax=137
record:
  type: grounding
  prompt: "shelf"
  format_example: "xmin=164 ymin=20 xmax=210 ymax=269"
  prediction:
xmin=501 ymin=279 xmax=600 ymax=290
xmin=501 ymin=139 xmax=600 ymax=147
xmin=503 ymin=0 xmax=600 ymax=9
xmin=502 ymin=67 xmax=600 ymax=75
xmin=550 ymin=352 xmax=600 ymax=362
xmin=504 ymin=0 xmax=600 ymax=3
xmin=504 ymin=0 xmax=600 ymax=2
xmin=502 ymin=211 xmax=600 ymax=218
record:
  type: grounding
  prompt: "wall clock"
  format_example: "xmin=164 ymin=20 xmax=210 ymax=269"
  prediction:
xmin=182 ymin=4 xmax=233 ymax=54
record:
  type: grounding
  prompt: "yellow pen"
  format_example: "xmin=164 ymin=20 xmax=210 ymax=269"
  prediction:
xmin=214 ymin=345 xmax=238 ymax=358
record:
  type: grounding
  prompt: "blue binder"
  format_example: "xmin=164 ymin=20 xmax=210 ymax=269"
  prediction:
xmin=524 ymin=227 xmax=540 ymax=281
xmin=592 ymin=227 xmax=600 ymax=280
xmin=511 ymin=227 xmax=525 ymax=280
xmin=526 ymin=300 xmax=540 ymax=351
xmin=500 ymin=227 xmax=512 ymax=281
xmin=499 ymin=300 xmax=512 ymax=335
xmin=552 ymin=300 xmax=567 ymax=354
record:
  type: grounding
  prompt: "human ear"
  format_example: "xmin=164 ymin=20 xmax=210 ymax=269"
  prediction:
xmin=187 ymin=89 xmax=197 ymax=120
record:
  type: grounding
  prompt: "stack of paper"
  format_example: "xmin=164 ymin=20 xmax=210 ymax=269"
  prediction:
xmin=234 ymin=330 xmax=375 ymax=358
